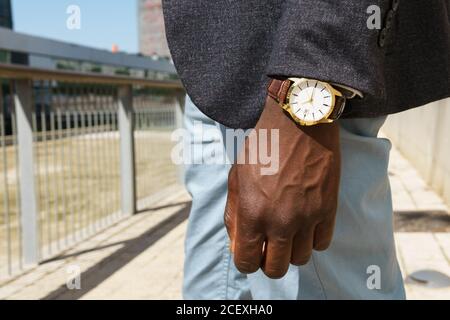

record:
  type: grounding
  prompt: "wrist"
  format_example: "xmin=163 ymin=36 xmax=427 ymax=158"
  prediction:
xmin=267 ymin=77 xmax=360 ymax=127
xmin=257 ymin=95 xmax=340 ymax=153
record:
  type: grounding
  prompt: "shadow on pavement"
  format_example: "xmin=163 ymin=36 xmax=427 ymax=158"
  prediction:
xmin=41 ymin=202 xmax=191 ymax=300
xmin=394 ymin=210 xmax=450 ymax=232
xmin=405 ymin=269 xmax=450 ymax=288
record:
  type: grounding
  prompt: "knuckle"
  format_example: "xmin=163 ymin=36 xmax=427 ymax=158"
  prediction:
xmin=272 ymin=235 xmax=291 ymax=247
xmin=239 ymin=209 xmax=266 ymax=230
xmin=242 ymin=199 xmax=266 ymax=218
xmin=273 ymin=218 xmax=293 ymax=230
xmin=245 ymin=235 xmax=264 ymax=246
xmin=266 ymin=213 xmax=297 ymax=230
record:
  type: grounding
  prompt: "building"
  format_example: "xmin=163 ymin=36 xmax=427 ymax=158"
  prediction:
xmin=0 ymin=0 xmax=27 ymax=65
xmin=0 ymin=0 xmax=28 ymax=65
xmin=0 ymin=0 xmax=13 ymax=29
xmin=138 ymin=0 xmax=171 ymax=58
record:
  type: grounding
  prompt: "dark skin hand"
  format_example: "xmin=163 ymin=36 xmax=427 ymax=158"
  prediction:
xmin=224 ymin=95 xmax=341 ymax=279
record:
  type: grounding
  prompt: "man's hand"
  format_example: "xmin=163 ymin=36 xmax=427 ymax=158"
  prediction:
xmin=224 ymin=96 xmax=341 ymax=279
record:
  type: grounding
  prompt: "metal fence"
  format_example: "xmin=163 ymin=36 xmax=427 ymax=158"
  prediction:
xmin=0 ymin=68 xmax=183 ymax=281
xmin=133 ymin=92 xmax=180 ymax=202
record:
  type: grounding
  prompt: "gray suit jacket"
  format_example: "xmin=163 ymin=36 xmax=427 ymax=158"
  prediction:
xmin=163 ymin=0 xmax=450 ymax=129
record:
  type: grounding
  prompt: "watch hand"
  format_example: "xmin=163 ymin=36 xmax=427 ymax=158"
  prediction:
xmin=300 ymin=92 xmax=314 ymax=104
xmin=299 ymin=97 xmax=311 ymax=104
xmin=309 ymin=84 xmax=316 ymax=101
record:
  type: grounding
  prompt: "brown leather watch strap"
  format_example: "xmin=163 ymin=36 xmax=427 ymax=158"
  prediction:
xmin=329 ymin=95 xmax=346 ymax=120
xmin=268 ymin=79 xmax=292 ymax=104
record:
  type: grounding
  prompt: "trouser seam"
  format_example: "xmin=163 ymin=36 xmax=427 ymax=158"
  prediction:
xmin=311 ymin=253 xmax=328 ymax=300
xmin=220 ymin=237 xmax=231 ymax=300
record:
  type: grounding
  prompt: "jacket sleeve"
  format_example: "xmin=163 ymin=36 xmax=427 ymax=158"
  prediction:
xmin=266 ymin=0 xmax=388 ymax=99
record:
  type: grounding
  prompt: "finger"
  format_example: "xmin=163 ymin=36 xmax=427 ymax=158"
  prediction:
xmin=224 ymin=168 xmax=238 ymax=253
xmin=313 ymin=216 xmax=336 ymax=251
xmin=224 ymin=198 xmax=237 ymax=253
xmin=262 ymin=236 xmax=293 ymax=279
xmin=233 ymin=226 xmax=265 ymax=274
xmin=291 ymin=227 xmax=314 ymax=266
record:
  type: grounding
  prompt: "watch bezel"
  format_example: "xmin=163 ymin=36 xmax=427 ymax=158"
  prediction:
xmin=285 ymin=78 xmax=337 ymax=126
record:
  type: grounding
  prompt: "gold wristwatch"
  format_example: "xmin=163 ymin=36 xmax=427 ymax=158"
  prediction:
xmin=268 ymin=78 xmax=362 ymax=126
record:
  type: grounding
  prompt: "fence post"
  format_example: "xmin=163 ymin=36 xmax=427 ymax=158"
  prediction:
xmin=117 ymin=85 xmax=136 ymax=215
xmin=174 ymin=94 xmax=185 ymax=185
xmin=174 ymin=94 xmax=185 ymax=129
xmin=14 ymin=79 xmax=40 ymax=265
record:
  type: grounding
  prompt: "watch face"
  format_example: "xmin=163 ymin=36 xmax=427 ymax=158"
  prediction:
xmin=288 ymin=79 xmax=334 ymax=125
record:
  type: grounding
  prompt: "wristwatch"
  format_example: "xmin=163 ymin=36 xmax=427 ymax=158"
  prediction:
xmin=268 ymin=78 xmax=362 ymax=126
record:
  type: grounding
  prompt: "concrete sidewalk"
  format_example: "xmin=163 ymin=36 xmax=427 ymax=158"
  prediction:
xmin=0 ymin=185 xmax=190 ymax=300
xmin=0 ymin=145 xmax=449 ymax=300
xmin=390 ymin=146 xmax=450 ymax=299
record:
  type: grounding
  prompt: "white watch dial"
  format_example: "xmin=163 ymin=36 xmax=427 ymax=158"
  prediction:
xmin=288 ymin=80 xmax=334 ymax=123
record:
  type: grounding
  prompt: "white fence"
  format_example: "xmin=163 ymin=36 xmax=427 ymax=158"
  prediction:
xmin=0 ymin=76 xmax=183 ymax=281
xmin=382 ymin=98 xmax=450 ymax=207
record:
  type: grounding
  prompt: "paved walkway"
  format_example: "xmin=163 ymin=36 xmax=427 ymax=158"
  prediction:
xmin=0 ymin=145 xmax=449 ymax=300
xmin=390 ymin=146 xmax=450 ymax=299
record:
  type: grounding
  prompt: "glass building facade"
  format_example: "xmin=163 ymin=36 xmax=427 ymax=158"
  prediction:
xmin=0 ymin=0 xmax=13 ymax=29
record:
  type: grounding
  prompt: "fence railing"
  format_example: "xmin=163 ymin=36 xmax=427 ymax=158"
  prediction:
xmin=0 ymin=63 xmax=184 ymax=281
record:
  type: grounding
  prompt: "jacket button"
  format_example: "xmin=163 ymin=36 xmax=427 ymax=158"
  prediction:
xmin=385 ymin=9 xmax=395 ymax=29
xmin=379 ymin=28 xmax=388 ymax=47
xmin=392 ymin=0 xmax=400 ymax=12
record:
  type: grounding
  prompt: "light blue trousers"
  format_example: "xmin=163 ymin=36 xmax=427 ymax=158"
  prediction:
xmin=182 ymin=96 xmax=405 ymax=300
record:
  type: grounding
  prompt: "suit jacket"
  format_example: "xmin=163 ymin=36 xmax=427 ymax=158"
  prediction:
xmin=162 ymin=0 xmax=450 ymax=129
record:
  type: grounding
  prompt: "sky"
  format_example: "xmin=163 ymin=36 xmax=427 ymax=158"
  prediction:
xmin=11 ymin=0 xmax=139 ymax=54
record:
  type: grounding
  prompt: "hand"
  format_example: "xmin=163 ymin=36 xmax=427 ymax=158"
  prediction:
xmin=224 ymin=95 xmax=341 ymax=279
